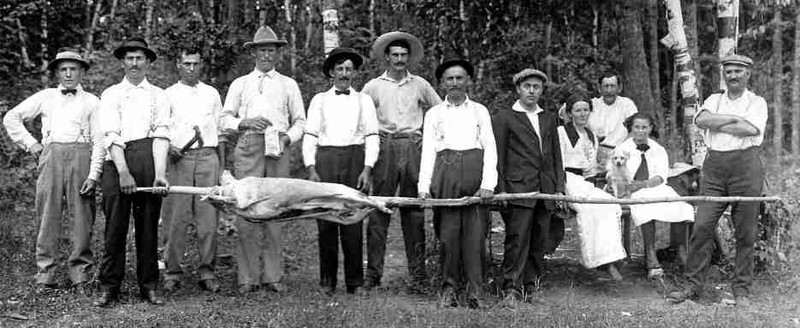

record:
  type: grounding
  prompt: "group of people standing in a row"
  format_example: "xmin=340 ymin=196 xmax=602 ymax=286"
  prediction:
xmin=3 ymin=24 xmax=766 ymax=309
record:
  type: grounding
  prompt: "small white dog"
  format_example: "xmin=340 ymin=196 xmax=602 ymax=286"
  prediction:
xmin=605 ymin=149 xmax=632 ymax=198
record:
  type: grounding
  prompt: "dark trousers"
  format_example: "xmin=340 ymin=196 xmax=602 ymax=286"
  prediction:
xmin=316 ymin=145 xmax=365 ymax=290
xmin=99 ymin=138 xmax=162 ymax=293
xmin=684 ymin=147 xmax=763 ymax=296
xmin=501 ymin=201 xmax=551 ymax=292
xmin=430 ymin=149 xmax=487 ymax=296
xmin=366 ymin=135 xmax=426 ymax=283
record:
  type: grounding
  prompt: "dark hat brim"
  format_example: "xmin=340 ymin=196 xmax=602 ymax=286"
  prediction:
xmin=371 ymin=32 xmax=424 ymax=66
xmin=113 ymin=46 xmax=157 ymax=62
xmin=47 ymin=58 xmax=90 ymax=72
xmin=244 ymin=40 xmax=289 ymax=49
xmin=435 ymin=59 xmax=474 ymax=81
xmin=323 ymin=50 xmax=364 ymax=78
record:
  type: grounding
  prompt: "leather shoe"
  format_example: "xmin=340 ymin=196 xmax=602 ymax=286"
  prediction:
xmin=238 ymin=284 xmax=258 ymax=294
xmin=93 ymin=291 xmax=117 ymax=307
xmin=467 ymin=296 xmax=487 ymax=309
xmin=142 ymin=290 xmax=164 ymax=306
xmin=163 ymin=280 xmax=180 ymax=293
xmin=346 ymin=286 xmax=363 ymax=295
xmin=199 ymin=279 xmax=221 ymax=293
xmin=439 ymin=287 xmax=458 ymax=308
xmin=264 ymin=282 xmax=287 ymax=293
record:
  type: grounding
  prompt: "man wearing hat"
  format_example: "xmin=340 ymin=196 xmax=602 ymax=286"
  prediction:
xmin=220 ymin=25 xmax=305 ymax=294
xmin=161 ymin=46 xmax=224 ymax=294
xmin=362 ymin=31 xmax=442 ymax=293
xmin=94 ymin=37 xmax=170 ymax=307
xmin=3 ymin=48 xmax=104 ymax=292
xmin=492 ymin=68 xmax=565 ymax=304
xmin=418 ymin=57 xmax=496 ymax=308
xmin=670 ymin=54 xmax=767 ymax=306
xmin=303 ymin=47 xmax=379 ymax=296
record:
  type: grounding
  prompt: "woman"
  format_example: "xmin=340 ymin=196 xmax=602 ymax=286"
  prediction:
xmin=558 ymin=95 xmax=626 ymax=280
xmin=616 ymin=113 xmax=694 ymax=278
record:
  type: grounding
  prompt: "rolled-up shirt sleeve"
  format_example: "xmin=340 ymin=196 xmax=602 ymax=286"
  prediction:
xmin=87 ymin=99 xmax=105 ymax=181
xmin=220 ymin=78 xmax=244 ymax=132
xmin=3 ymin=91 xmax=44 ymax=151
xmin=99 ymin=88 xmax=125 ymax=150
xmin=285 ymin=80 xmax=306 ymax=143
xmin=362 ymin=95 xmax=380 ymax=167
xmin=149 ymin=91 xmax=170 ymax=140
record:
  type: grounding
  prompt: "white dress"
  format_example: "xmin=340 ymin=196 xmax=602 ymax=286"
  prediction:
xmin=558 ymin=126 xmax=626 ymax=268
xmin=615 ymin=138 xmax=695 ymax=226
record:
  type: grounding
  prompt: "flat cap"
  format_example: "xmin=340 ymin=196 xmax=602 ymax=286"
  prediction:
xmin=513 ymin=68 xmax=548 ymax=85
xmin=720 ymin=54 xmax=753 ymax=68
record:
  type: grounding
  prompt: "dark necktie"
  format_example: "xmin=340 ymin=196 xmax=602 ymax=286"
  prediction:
xmin=61 ymin=89 xmax=77 ymax=95
xmin=335 ymin=89 xmax=350 ymax=95
xmin=634 ymin=143 xmax=650 ymax=181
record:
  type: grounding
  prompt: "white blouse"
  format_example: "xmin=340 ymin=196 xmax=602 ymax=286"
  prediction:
xmin=557 ymin=125 xmax=598 ymax=177
xmin=615 ymin=138 xmax=669 ymax=185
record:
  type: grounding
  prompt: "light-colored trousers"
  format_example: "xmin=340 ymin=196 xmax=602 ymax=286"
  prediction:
xmin=162 ymin=148 xmax=220 ymax=282
xmin=232 ymin=134 xmax=289 ymax=285
xmin=35 ymin=142 xmax=95 ymax=284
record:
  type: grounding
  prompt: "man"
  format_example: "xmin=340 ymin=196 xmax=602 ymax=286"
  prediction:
xmin=161 ymin=47 xmax=224 ymax=294
xmin=94 ymin=37 xmax=170 ymax=307
xmin=670 ymin=54 xmax=767 ymax=307
xmin=303 ymin=47 xmax=379 ymax=296
xmin=588 ymin=72 xmax=638 ymax=177
xmin=3 ymin=48 xmax=104 ymax=292
xmin=362 ymin=31 xmax=442 ymax=292
xmin=220 ymin=25 xmax=305 ymax=294
xmin=418 ymin=57 xmax=496 ymax=309
xmin=492 ymin=68 xmax=565 ymax=304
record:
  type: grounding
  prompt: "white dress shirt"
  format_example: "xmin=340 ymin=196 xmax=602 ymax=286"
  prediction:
xmin=616 ymin=138 xmax=669 ymax=184
xmin=99 ymin=77 xmax=170 ymax=152
xmin=3 ymin=84 xmax=105 ymax=181
xmin=418 ymin=96 xmax=498 ymax=193
xmin=557 ymin=125 xmax=598 ymax=177
xmin=302 ymin=87 xmax=380 ymax=167
xmin=166 ymin=81 xmax=223 ymax=149
xmin=511 ymin=100 xmax=543 ymax=151
xmin=695 ymin=89 xmax=768 ymax=151
xmin=220 ymin=68 xmax=306 ymax=142
xmin=589 ymin=96 xmax=638 ymax=147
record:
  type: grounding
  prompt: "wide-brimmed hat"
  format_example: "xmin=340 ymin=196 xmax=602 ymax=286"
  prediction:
xmin=513 ymin=68 xmax=549 ymax=85
xmin=113 ymin=37 xmax=157 ymax=61
xmin=434 ymin=57 xmax=474 ymax=81
xmin=244 ymin=26 xmax=288 ymax=49
xmin=371 ymin=31 xmax=424 ymax=65
xmin=323 ymin=47 xmax=363 ymax=78
xmin=47 ymin=48 xmax=90 ymax=71
xmin=720 ymin=54 xmax=753 ymax=68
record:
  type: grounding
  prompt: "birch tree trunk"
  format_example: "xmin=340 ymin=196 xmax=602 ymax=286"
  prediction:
xmin=145 ymin=0 xmax=155 ymax=44
xmin=369 ymin=0 xmax=375 ymax=36
xmin=322 ymin=0 xmax=339 ymax=55
xmin=285 ymin=0 xmax=296 ymax=75
xmin=244 ymin=0 xmax=254 ymax=25
xmin=459 ymin=0 xmax=469 ymax=58
xmin=684 ymin=0 xmax=701 ymax=102
xmin=40 ymin=6 xmax=49 ymax=86
xmin=772 ymin=10 xmax=783 ymax=161
xmin=660 ymin=0 xmax=704 ymax=165
xmin=792 ymin=9 xmax=800 ymax=157
xmin=716 ymin=0 xmax=739 ymax=91
xmin=85 ymin=0 xmax=102 ymax=55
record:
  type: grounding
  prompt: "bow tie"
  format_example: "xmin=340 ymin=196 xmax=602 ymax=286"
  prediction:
xmin=636 ymin=143 xmax=650 ymax=152
xmin=334 ymin=89 xmax=350 ymax=95
xmin=61 ymin=89 xmax=77 ymax=95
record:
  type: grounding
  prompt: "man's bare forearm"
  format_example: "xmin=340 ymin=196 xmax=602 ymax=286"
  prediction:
xmin=695 ymin=111 xmax=739 ymax=130
xmin=718 ymin=121 xmax=759 ymax=137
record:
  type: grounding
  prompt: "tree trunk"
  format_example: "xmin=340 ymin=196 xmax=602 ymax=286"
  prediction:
xmin=227 ymin=0 xmax=239 ymax=27
xmin=258 ymin=0 xmax=267 ymax=26
xmin=620 ymin=1 xmax=656 ymax=123
xmin=40 ymin=5 xmax=49 ymax=86
xmin=684 ymin=0 xmax=700 ymax=101
xmin=792 ymin=9 xmax=800 ymax=157
xmin=716 ymin=0 xmax=739 ymax=91
xmin=459 ymin=0 xmax=468 ymax=57
xmin=304 ymin=3 xmax=316 ymax=56
xmin=591 ymin=1 xmax=599 ymax=48
xmin=85 ymin=0 xmax=103 ymax=55
xmin=244 ymin=0 xmax=254 ymax=25
xmin=369 ymin=0 xmax=375 ymax=36
xmin=322 ymin=0 xmax=339 ymax=55
xmin=660 ymin=0 xmax=704 ymax=165
xmin=646 ymin=0 xmax=664 ymax=141
xmin=285 ymin=0 xmax=296 ymax=75
xmin=772 ymin=10 xmax=783 ymax=161
xmin=145 ymin=0 xmax=155 ymax=44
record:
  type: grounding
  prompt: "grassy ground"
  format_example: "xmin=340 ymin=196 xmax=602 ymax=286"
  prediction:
xmin=1 ymin=164 xmax=799 ymax=327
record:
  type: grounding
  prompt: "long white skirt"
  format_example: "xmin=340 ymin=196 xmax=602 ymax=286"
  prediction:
xmin=565 ymin=172 xmax=627 ymax=268
xmin=629 ymin=184 xmax=695 ymax=226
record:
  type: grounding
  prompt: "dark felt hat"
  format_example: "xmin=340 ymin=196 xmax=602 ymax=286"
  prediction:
xmin=244 ymin=26 xmax=288 ymax=48
xmin=435 ymin=57 xmax=474 ymax=81
xmin=323 ymin=47 xmax=363 ymax=78
xmin=47 ymin=48 xmax=90 ymax=71
xmin=113 ymin=37 xmax=157 ymax=61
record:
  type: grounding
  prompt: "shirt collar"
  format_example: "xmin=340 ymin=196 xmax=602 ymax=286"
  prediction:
xmin=121 ymin=77 xmax=152 ymax=90
xmin=512 ymin=100 xmax=542 ymax=115
xmin=57 ymin=84 xmax=84 ymax=92
xmin=445 ymin=95 xmax=471 ymax=108
xmin=252 ymin=68 xmax=277 ymax=78
xmin=178 ymin=80 xmax=203 ymax=89
xmin=722 ymin=88 xmax=752 ymax=103
xmin=378 ymin=70 xmax=414 ymax=85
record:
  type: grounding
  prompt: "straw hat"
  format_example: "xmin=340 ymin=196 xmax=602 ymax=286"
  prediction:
xmin=47 ymin=48 xmax=90 ymax=71
xmin=244 ymin=26 xmax=288 ymax=49
xmin=370 ymin=31 xmax=424 ymax=65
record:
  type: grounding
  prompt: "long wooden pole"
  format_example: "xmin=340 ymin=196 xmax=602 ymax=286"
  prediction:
xmin=137 ymin=187 xmax=780 ymax=206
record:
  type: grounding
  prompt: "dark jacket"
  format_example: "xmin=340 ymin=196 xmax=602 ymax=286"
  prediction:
xmin=492 ymin=106 xmax=565 ymax=210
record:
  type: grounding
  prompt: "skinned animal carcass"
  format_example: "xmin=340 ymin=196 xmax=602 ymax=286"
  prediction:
xmin=201 ymin=171 xmax=391 ymax=224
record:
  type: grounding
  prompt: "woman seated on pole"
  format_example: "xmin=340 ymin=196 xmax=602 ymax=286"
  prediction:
xmin=614 ymin=112 xmax=694 ymax=279
xmin=557 ymin=94 xmax=626 ymax=281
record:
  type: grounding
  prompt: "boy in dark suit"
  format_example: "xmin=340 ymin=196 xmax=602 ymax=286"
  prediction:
xmin=492 ymin=68 xmax=566 ymax=304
